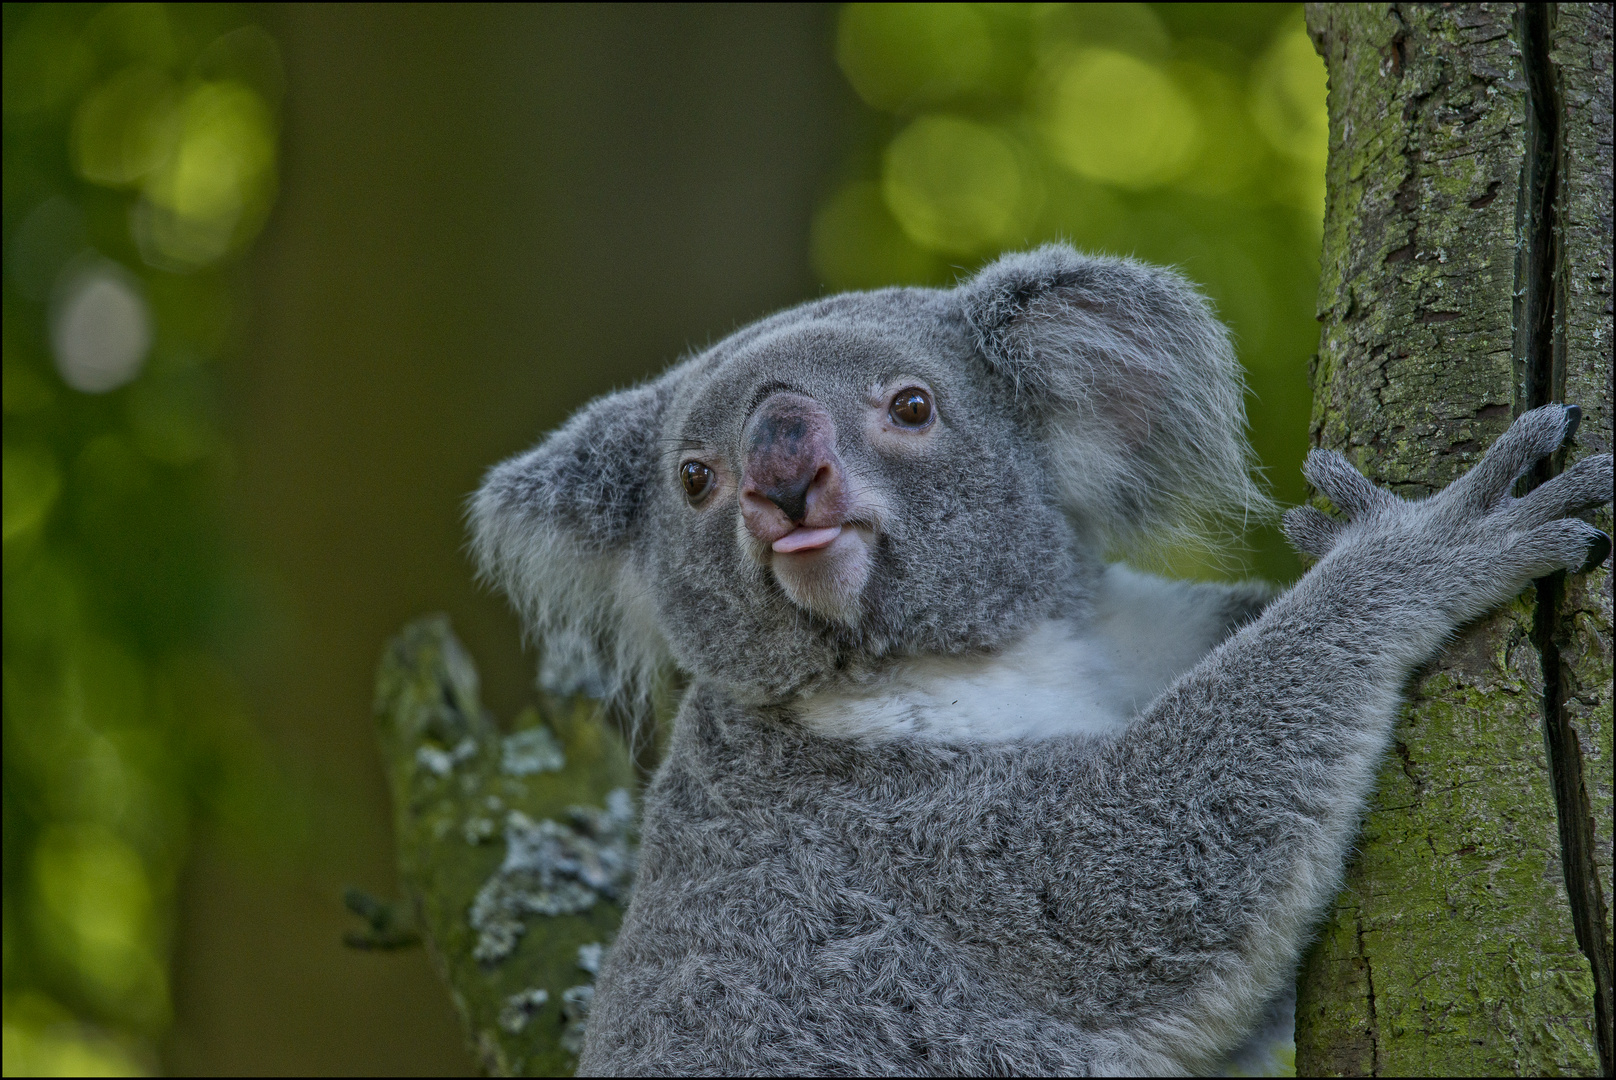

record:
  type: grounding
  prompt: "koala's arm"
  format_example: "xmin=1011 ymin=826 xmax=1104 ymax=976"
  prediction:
xmin=1015 ymin=407 xmax=1611 ymax=1069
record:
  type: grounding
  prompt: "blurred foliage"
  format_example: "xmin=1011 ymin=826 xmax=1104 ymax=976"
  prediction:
xmin=816 ymin=1 xmax=1327 ymax=580
xmin=3 ymin=4 xmax=293 ymax=1074
xmin=0 ymin=4 xmax=1327 ymax=1073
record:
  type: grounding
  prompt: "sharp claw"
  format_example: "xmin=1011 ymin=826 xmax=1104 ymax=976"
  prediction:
xmin=1581 ymin=531 xmax=1612 ymax=575
xmin=1563 ymin=404 xmax=1582 ymax=444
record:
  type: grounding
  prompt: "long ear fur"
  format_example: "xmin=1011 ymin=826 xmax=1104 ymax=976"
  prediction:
xmin=469 ymin=369 xmax=683 ymax=721
xmin=959 ymin=244 xmax=1273 ymax=557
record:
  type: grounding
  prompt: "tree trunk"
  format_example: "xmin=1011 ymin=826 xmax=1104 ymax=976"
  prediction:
xmin=1297 ymin=4 xmax=1612 ymax=1075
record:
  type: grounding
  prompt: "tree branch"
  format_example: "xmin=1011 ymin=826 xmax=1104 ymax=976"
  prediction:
xmin=374 ymin=615 xmax=636 ymax=1075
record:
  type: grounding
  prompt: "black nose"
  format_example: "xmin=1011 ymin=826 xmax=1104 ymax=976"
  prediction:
xmin=761 ymin=474 xmax=812 ymax=523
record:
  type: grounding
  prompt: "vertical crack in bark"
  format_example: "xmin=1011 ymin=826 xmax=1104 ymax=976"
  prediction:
xmin=1355 ymin=912 xmax=1379 ymax=1077
xmin=1517 ymin=5 xmax=1614 ymax=1073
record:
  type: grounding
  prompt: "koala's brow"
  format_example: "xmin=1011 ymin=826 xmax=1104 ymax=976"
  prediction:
xmin=745 ymin=381 xmax=799 ymax=421
xmin=660 ymin=438 xmax=707 ymax=461
xmin=659 ymin=381 xmax=810 ymax=460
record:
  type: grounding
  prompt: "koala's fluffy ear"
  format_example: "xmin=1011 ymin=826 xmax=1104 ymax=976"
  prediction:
xmin=469 ymin=368 xmax=683 ymax=717
xmin=958 ymin=244 xmax=1272 ymax=554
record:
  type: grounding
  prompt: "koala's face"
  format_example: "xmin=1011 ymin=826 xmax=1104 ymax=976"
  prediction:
xmin=473 ymin=247 xmax=1267 ymax=714
xmin=640 ymin=300 xmax=1075 ymax=700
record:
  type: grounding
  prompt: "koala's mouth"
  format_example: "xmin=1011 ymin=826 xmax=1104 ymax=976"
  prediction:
xmin=766 ymin=523 xmax=875 ymax=623
xmin=772 ymin=524 xmax=844 ymax=553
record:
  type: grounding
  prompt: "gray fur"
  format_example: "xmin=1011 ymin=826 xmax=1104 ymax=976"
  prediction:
xmin=962 ymin=249 xmax=1272 ymax=554
xmin=470 ymin=244 xmax=1615 ymax=1075
xmin=472 ymin=371 xmax=685 ymax=708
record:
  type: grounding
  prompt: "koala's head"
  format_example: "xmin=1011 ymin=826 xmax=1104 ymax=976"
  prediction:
xmin=472 ymin=246 xmax=1267 ymax=716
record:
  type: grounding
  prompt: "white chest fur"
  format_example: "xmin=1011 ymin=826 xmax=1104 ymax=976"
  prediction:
xmin=794 ymin=565 xmax=1240 ymax=743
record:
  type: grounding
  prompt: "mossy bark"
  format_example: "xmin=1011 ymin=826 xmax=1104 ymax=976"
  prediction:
xmin=1298 ymin=4 xmax=1612 ymax=1075
xmin=374 ymin=616 xmax=637 ymax=1076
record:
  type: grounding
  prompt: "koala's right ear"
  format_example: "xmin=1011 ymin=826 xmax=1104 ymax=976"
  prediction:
xmin=469 ymin=368 xmax=683 ymax=715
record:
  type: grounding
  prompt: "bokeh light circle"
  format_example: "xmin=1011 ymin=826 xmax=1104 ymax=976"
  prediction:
xmin=836 ymin=3 xmax=994 ymax=112
xmin=1040 ymin=48 xmax=1200 ymax=190
xmin=49 ymin=261 xmax=152 ymax=393
xmin=881 ymin=116 xmax=1035 ymax=255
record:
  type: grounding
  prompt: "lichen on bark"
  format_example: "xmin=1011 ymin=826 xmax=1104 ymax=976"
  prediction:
xmin=374 ymin=615 xmax=637 ymax=1076
xmin=1297 ymin=4 xmax=1611 ymax=1075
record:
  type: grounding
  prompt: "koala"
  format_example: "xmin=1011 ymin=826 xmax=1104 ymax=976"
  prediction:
xmin=471 ymin=245 xmax=1614 ymax=1076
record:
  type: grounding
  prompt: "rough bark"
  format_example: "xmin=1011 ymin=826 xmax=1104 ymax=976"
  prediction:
xmin=1297 ymin=4 xmax=1612 ymax=1075
xmin=374 ymin=616 xmax=637 ymax=1075
xmin=1550 ymin=6 xmax=1615 ymax=1065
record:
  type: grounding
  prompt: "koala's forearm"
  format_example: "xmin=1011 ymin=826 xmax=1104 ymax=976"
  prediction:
xmin=1139 ymin=554 xmax=1449 ymax=827
xmin=1073 ymin=412 xmax=1612 ymax=1063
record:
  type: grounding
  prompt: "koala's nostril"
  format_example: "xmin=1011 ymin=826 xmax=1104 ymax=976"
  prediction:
xmin=768 ymin=463 xmax=839 ymax=523
xmin=762 ymin=477 xmax=812 ymax=523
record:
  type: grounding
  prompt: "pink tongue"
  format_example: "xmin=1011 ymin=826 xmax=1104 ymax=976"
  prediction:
xmin=772 ymin=524 xmax=843 ymax=553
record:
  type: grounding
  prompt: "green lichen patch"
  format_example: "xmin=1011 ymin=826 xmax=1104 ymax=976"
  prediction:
xmin=502 ymin=717 xmax=566 ymax=777
xmin=469 ymin=793 xmax=635 ymax=963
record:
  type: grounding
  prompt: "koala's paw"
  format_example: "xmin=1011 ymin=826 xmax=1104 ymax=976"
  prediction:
xmin=1286 ymin=405 xmax=1612 ymax=610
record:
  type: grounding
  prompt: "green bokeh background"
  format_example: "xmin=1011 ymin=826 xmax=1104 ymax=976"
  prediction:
xmin=3 ymin=4 xmax=1322 ymax=1074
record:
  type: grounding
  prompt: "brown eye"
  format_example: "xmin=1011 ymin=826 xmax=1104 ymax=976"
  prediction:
xmin=889 ymin=387 xmax=933 ymax=428
xmin=680 ymin=460 xmax=714 ymax=501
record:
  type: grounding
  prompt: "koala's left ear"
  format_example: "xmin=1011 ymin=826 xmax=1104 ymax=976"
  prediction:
xmin=957 ymin=244 xmax=1272 ymax=553
xmin=469 ymin=365 xmax=686 ymax=717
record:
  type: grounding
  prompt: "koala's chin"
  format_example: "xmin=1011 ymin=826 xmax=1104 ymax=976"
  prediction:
xmin=764 ymin=525 xmax=875 ymax=625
